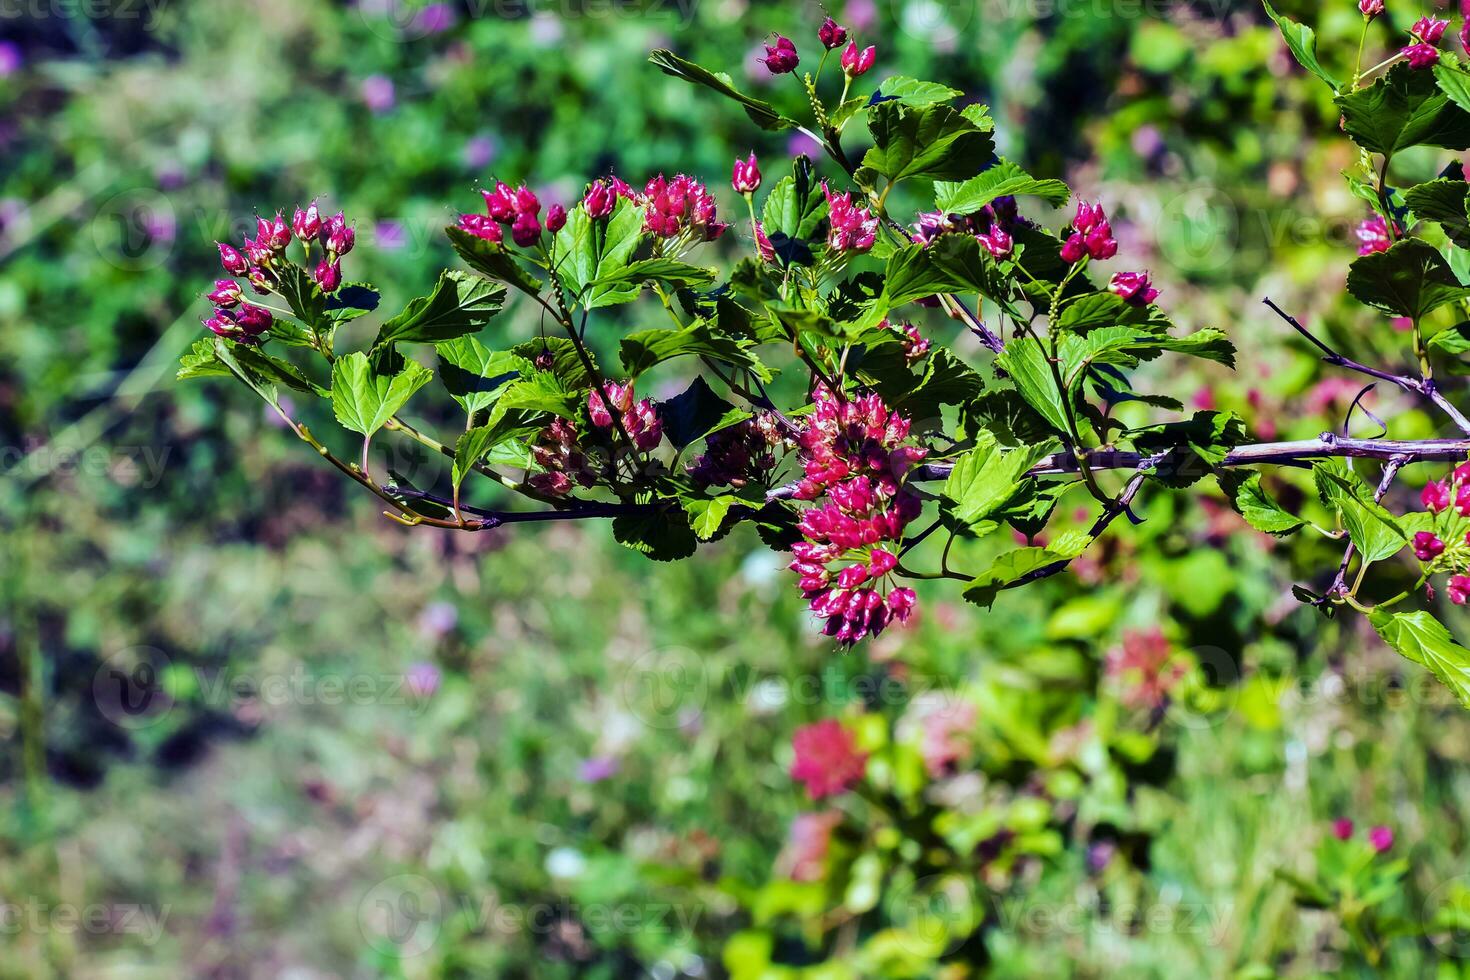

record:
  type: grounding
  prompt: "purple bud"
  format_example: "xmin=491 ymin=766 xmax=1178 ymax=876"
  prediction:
xmin=315 ymin=259 xmax=341 ymax=293
xmin=546 ymin=203 xmax=567 ymax=233
xmin=583 ymin=180 xmax=615 ymax=219
xmin=818 ymin=17 xmax=848 ymax=50
xmin=510 ymin=211 xmax=541 ymax=247
xmin=292 ymin=201 xmax=321 ymax=241
xmin=207 ymin=279 xmax=242 ymax=307
xmin=218 ymin=242 xmax=249 ymax=275
xmin=762 ymin=35 xmax=799 ymax=74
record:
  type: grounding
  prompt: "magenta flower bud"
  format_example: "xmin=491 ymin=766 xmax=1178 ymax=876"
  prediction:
xmin=292 ymin=201 xmax=321 ymax=241
xmin=978 ymin=225 xmax=1013 ymax=258
xmin=203 ymin=308 xmax=236 ymax=338
xmin=818 ymin=17 xmax=847 ymax=49
xmin=1359 ymin=0 xmax=1383 ymax=17
xmin=583 ymin=180 xmax=616 ymax=219
xmin=242 ymin=236 xmax=271 ymax=266
xmin=218 ymin=242 xmax=249 ymax=275
xmin=1075 ymin=200 xmax=1104 ymax=233
xmin=546 ymin=203 xmax=567 ymax=233
xmin=1356 ymin=214 xmax=1391 ymax=255
xmin=326 ymin=214 xmax=354 ymax=255
xmin=762 ymin=35 xmax=799 ymax=74
xmin=314 ymin=259 xmax=341 ymax=293
xmin=1332 ymin=818 xmax=1354 ymax=841
xmin=887 ymin=587 xmax=917 ymax=622
xmin=1423 ymin=479 xmax=1451 ymax=513
xmin=732 ymin=152 xmax=762 ymax=195
xmin=1367 ymin=825 xmax=1394 ymax=852
xmin=841 ymin=41 xmax=876 ymax=77
xmin=510 ymin=211 xmax=541 ymax=246
xmin=754 ymin=220 xmax=776 ymax=263
xmin=1060 ymin=233 xmax=1087 ymax=264
xmin=513 ymin=185 xmax=541 ymax=217
xmin=868 ymin=548 xmax=898 ymax=577
xmin=1451 ymin=575 xmax=1470 ymax=605
xmin=1413 ymin=16 xmax=1448 ymax=45
xmin=457 ymin=212 xmax=503 ymax=243
xmin=1109 ymin=270 xmax=1159 ymax=306
xmin=247 ymin=267 xmax=273 ymax=295
xmin=1085 ymin=222 xmax=1118 ymax=260
xmin=1414 ymin=531 xmax=1446 ymax=561
xmin=1403 ymin=42 xmax=1440 ymax=69
xmin=235 ymin=302 xmax=273 ymax=337
xmin=265 ymin=212 xmax=292 ymax=251
xmin=482 ymin=182 xmax=517 ymax=222
xmin=1462 ymin=19 xmax=1470 ymax=55
xmin=207 ymin=279 xmax=242 ymax=307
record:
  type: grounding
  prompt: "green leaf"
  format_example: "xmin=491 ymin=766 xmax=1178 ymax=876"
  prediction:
xmin=613 ymin=508 xmax=700 ymax=561
xmin=549 ymin=196 xmax=646 ymax=308
xmin=324 ymin=282 xmax=381 ymax=324
xmin=876 ymin=75 xmax=963 ymax=106
xmin=894 ymin=347 xmax=986 ymax=422
xmin=372 ymin=271 xmax=506 ymax=350
xmin=1370 ymin=610 xmax=1470 ymax=708
xmin=1129 ymin=411 xmax=1245 ymax=487
xmin=1429 ymin=320 xmax=1470 ymax=354
xmin=436 ymin=336 xmax=533 ymax=416
xmin=660 ymin=376 xmax=737 ymax=450
xmin=177 ymin=338 xmax=231 ymax=381
xmin=648 ymin=49 xmax=796 ymax=131
xmin=963 ymin=530 xmax=1091 ymax=608
xmin=1336 ymin=63 xmax=1470 ymax=158
xmin=509 ymin=337 xmax=597 ymax=390
xmin=1313 ymin=461 xmax=1406 ymax=562
xmin=1433 ymin=62 xmax=1470 ymax=116
xmin=862 ymin=101 xmax=995 ymax=185
xmin=446 ymin=225 xmax=543 ymax=295
xmin=1405 ymin=177 xmax=1470 ymax=248
xmin=619 ymin=324 xmax=771 ymax=381
xmin=586 ymin=258 xmax=715 ymax=296
xmin=994 ymin=337 xmax=1073 ymax=437
xmin=1055 ymin=292 xmax=1155 ymax=332
xmin=455 ymin=412 xmax=540 ymax=481
xmin=1261 ymin=0 xmax=1340 ymax=91
xmin=228 ymin=345 xmax=325 ymax=397
xmin=1347 ymin=239 xmax=1470 ymax=320
xmin=682 ymin=495 xmax=739 ymax=541
xmin=760 ymin=157 xmax=829 ymax=244
xmin=942 ymin=431 xmax=1056 ymax=532
xmin=1219 ymin=471 xmax=1305 ymax=536
xmin=934 ymin=159 xmax=1070 ymax=214
xmin=275 ymin=263 xmax=329 ymax=333
xmin=330 ymin=351 xmax=434 ymax=437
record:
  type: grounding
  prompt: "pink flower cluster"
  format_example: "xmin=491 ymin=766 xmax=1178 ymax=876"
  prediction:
xmin=1402 ymin=16 xmax=1449 ymax=69
xmin=881 ymin=318 xmax=931 ymax=362
xmin=1060 ymin=200 xmax=1118 ymax=263
xmin=1108 ymin=270 xmax=1159 ymax=306
xmin=1104 ymin=628 xmax=1185 ymax=710
xmin=790 ymin=719 xmax=867 ymax=799
xmin=528 ymin=418 xmax=597 ymax=496
xmin=588 ymin=381 xmax=663 ymax=451
xmin=789 ymin=384 xmax=925 ymax=644
xmin=459 ymin=180 xmax=554 ymax=247
xmin=687 ymin=413 xmax=784 ymax=488
xmin=641 ymin=174 xmax=728 ymax=242
xmin=1415 ymin=462 xmax=1470 ymax=604
xmin=824 ymin=182 xmax=878 ymax=253
xmin=208 ymin=204 xmax=354 ymax=343
xmin=912 ymin=195 xmax=1023 ymax=259
xmin=1356 ymin=213 xmax=1394 ymax=255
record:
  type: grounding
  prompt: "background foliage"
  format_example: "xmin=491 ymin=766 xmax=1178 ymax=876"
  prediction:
xmin=4 ymin=0 xmax=1470 ymax=976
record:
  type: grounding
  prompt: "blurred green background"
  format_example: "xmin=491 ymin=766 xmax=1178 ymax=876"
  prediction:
xmin=4 ymin=0 xmax=1470 ymax=976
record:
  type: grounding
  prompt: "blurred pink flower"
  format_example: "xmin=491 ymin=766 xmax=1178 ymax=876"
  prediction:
xmin=361 ymin=75 xmax=396 ymax=113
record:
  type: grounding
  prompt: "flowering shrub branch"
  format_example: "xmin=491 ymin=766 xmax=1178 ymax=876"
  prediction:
xmin=181 ymin=5 xmax=1470 ymax=705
